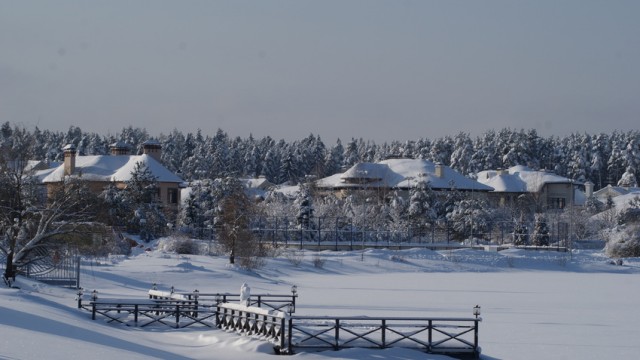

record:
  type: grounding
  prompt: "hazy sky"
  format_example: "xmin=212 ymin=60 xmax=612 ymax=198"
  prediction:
xmin=1 ymin=1 xmax=639 ymax=143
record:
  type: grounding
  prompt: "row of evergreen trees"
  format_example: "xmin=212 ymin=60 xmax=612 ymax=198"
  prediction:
xmin=2 ymin=122 xmax=639 ymax=188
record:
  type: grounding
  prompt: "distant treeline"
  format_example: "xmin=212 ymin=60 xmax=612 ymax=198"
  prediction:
xmin=2 ymin=121 xmax=637 ymax=189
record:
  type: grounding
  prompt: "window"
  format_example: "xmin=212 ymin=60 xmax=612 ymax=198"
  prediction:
xmin=549 ymin=197 xmax=566 ymax=209
xmin=168 ymin=188 xmax=178 ymax=204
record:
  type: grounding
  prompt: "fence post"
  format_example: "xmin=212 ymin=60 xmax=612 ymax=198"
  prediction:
xmin=75 ymin=256 xmax=81 ymax=289
xmin=335 ymin=217 xmax=339 ymax=251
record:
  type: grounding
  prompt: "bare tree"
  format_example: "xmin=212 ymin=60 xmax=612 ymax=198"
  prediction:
xmin=0 ymin=147 xmax=97 ymax=282
xmin=214 ymin=178 xmax=259 ymax=267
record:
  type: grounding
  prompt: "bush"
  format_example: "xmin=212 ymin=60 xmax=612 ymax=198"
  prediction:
xmin=604 ymin=225 xmax=640 ymax=258
xmin=158 ymin=236 xmax=204 ymax=255
xmin=312 ymin=255 xmax=326 ymax=269
xmin=285 ymin=250 xmax=304 ymax=267
xmin=237 ymin=255 xmax=265 ymax=270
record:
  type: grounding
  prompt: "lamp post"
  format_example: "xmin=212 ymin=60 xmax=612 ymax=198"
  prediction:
xmin=291 ymin=285 xmax=298 ymax=313
xmin=473 ymin=305 xmax=481 ymax=318
xmin=473 ymin=305 xmax=481 ymax=353
xmin=76 ymin=288 xmax=84 ymax=308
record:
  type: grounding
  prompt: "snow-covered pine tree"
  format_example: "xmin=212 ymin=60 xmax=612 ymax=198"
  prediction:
xmin=512 ymin=216 xmax=529 ymax=246
xmin=295 ymin=183 xmax=315 ymax=240
xmin=617 ymin=167 xmax=638 ymax=188
xmin=407 ymin=178 xmax=437 ymax=237
xmin=123 ymin=162 xmax=166 ymax=240
xmin=449 ymin=132 xmax=474 ymax=176
xmin=531 ymin=213 xmax=550 ymax=246
xmin=446 ymin=198 xmax=492 ymax=241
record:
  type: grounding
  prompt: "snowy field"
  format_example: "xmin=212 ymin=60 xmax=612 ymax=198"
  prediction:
xmin=1 ymin=245 xmax=639 ymax=360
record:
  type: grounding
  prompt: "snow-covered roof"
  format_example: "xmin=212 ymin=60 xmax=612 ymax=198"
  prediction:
xmin=41 ymin=154 xmax=183 ymax=183
xmin=317 ymin=158 xmax=493 ymax=191
xmin=340 ymin=162 xmax=391 ymax=182
xmin=476 ymin=165 xmax=578 ymax=193
xmin=593 ymin=184 xmax=640 ymax=200
xmin=592 ymin=191 xmax=640 ymax=220
xmin=242 ymin=177 xmax=274 ymax=190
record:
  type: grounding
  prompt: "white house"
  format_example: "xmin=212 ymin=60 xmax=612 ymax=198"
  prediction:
xmin=593 ymin=184 xmax=640 ymax=204
xmin=476 ymin=165 xmax=583 ymax=209
xmin=316 ymin=158 xmax=493 ymax=198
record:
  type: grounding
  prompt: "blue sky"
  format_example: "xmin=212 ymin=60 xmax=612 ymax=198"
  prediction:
xmin=1 ymin=1 xmax=639 ymax=142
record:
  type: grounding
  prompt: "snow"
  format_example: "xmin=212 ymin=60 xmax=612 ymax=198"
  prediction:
xmin=1 ymin=245 xmax=640 ymax=360
xmin=41 ymin=154 xmax=183 ymax=183
xmin=317 ymin=158 xmax=493 ymax=191
xmin=477 ymin=165 xmax=577 ymax=193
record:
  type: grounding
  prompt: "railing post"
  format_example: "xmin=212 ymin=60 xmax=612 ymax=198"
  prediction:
xmin=287 ymin=317 xmax=293 ymax=354
xmin=428 ymin=319 xmax=432 ymax=352
xmin=91 ymin=302 xmax=96 ymax=320
xmin=280 ymin=316 xmax=286 ymax=352
xmin=381 ymin=319 xmax=386 ymax=349
xmin=334 ymin=319 xmax=340 ymax=350
xmin=175 ymin=305 xmax=180 ymax=328
xmin=474 ymin=319 xmax=479 ymax=356
xmin=292 ymin=294 xmax=296 ymax=313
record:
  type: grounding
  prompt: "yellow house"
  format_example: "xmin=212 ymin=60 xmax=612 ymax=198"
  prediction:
xmin=39 ymin=140 xmax=184 ymax=207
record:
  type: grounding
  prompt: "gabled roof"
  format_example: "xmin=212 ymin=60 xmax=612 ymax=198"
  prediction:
xmin=41 ymin=154 xmax=183 ymax=184
xmin=593 ymin=184 xmax=640 ymax=199
xmin=317 ymin=158 xmax=493 ymax=191
xmin=477 ymin=165 xmax=578 ymax=193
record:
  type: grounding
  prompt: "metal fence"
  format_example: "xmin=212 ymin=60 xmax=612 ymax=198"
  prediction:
xmin=19 ymin=254 xmax=81 ymax=288
xmin=189 ymin=216 xmax=573 ymax=250
xmin=0 ymin=250 xmax=81 ymax=288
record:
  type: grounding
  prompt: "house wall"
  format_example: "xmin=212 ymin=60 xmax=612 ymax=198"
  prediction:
xmin=46 ymin=181 xmax=181 ymax=208
xmin=544 ymin=183 xmax=574 ymax=209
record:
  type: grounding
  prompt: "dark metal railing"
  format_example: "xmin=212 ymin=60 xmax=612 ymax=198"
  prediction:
xmin=287 ymin=316 xmax=481 ymax=358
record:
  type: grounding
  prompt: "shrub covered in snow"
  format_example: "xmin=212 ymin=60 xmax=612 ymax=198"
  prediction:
xmin=604 ymin=225 xmax=640 ymax=258
xmin=157 ymin=236 xmax=206 ymax=255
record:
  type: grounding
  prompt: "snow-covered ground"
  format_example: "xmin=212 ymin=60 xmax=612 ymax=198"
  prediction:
xmin=1 ymin=245 xmax=639 ymax=360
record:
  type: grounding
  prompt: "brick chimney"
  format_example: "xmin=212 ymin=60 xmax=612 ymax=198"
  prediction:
xmin=142 ymin=139 xmax=162 ymax=162
xmin=110 ymin=141 xmax=130 ymax=155
xmin=434 ymin=163 xmax=443 ymax=178
xmin=63 ymin=144 xmax=77 ymax=176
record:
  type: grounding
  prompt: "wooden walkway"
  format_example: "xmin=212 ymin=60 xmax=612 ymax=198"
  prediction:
xmin=79 ymin=288 xmax=481 ymax=358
